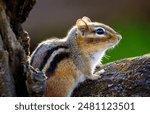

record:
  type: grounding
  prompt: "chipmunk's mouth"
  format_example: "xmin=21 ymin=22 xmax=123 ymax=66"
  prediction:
xmin=109 ymin=34 xmax=122 ymax=43
xmin=108 ymin=35 xmax=122 ymax=48
xmin=117 ymin=34 xmax=122 ymax=41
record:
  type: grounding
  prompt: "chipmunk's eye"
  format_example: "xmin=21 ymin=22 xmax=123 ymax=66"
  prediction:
xmin=96 ymin=27 xmax=105 ymax=35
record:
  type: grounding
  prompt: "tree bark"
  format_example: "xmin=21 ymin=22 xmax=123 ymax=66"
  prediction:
xmin=0 ymin=0 xmax=36 ymax=96
xmin=0 ymin=0 xmax=150 ymax=97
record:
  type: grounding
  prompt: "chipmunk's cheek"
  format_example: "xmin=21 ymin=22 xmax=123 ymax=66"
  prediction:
xmin=84 ymin=38 xmax=94 ymax=43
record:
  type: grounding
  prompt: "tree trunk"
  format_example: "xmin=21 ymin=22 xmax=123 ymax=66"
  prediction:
xmin=0 ymin=0 xmax=150 ymax=97
xmin=0 ymin=0 xmax=36 ymax=96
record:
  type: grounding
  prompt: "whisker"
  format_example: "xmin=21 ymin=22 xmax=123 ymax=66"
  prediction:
xmin=104 ymin=54 xmax=110 ymax=60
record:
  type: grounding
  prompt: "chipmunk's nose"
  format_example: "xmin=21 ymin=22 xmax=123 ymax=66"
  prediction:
xmin=116 ymin=34 xmax=122 ymax=40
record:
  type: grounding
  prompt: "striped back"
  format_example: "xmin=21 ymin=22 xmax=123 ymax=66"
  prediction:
xmin=30 ymin=43 xmax=70 ymax=76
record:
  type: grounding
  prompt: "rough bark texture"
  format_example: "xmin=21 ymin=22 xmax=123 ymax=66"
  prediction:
xmin=0 ymin=0 xmax=36 ymax=96
xmin=0 ymin=0 xmax=150 ymax=97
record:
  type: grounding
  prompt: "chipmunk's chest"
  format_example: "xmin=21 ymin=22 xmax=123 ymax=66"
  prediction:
xmin=89 ymin=50 xmax=105 ymax=72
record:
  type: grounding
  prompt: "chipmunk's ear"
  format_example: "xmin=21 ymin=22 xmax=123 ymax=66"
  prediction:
xmin=76 ymin=19 xmax=89 ymax=30
xmin=82 ymin=16 xmax=91 ymax=23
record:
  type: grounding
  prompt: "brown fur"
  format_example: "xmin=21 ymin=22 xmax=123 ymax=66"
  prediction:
xmin=45 ymin=58 xmax=77 ymax=97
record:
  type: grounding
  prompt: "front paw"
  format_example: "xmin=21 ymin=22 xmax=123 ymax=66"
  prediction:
xmin=90 ymin=74 xmax=102 ymax=80
xmin=95 ymin=69 xmax=105 ymax=76
xmin=90 ymin=69 xmax=105 ymax=80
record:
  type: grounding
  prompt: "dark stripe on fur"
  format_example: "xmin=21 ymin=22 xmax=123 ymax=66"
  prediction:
xmin=46 ymin=52 xmax=70 ymax=76
xmin=85 ymin=37 xmax=111 ymax=43
xmin=39 ymin=46 xmax=68 ymax=70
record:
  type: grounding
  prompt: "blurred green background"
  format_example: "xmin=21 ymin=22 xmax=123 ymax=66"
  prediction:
xmin=23 ymin=0 xmax=150 ymax=64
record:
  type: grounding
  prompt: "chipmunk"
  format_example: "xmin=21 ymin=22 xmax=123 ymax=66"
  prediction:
xmin=30 ymin=16 xmax=122 ymax=97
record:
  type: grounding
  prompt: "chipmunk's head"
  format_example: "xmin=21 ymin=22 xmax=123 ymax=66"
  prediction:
xmin=75 ymin=16 xmax=122 ymax=53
